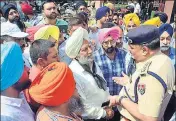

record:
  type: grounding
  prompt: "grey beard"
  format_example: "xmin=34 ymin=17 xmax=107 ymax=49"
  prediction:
xmin=68 ymin=96 xmax=84 ymax=114
xmin=161 ymin=46 xmax=170 ymax=51
xmin=78 ymin=56 xmax=93 ymax=65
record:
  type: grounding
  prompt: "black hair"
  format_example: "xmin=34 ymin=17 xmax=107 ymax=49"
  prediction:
xmin=142 ymin=38 xmax=160 ymax=50
xmin=126 ymin=5 xmax=134 ymax=14
xmin=76 ymin=12 xmax=88 ymax=24
xmin=102 ymin=22 xmax=116 ymax=28
xmin=30 ymin=39 xmax=55 ymax=65
xmin=41 ymin=0 xmax=56 ymax=10
xmin=68 ymin=17 xmax=84 ymax=30
xmin=113 ymin=12 xmax=119 ymax=17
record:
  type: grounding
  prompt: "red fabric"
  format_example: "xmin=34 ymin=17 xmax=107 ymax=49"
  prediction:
xmin=29 ymin=62 xmax=76 ymax=106
xmin=26 ymin=25 xmax=45 ymax=42
xmin=29 ymin=65 xmax=41 ymax=82
xmin=21 ymin=3 xmax=33 ymax=15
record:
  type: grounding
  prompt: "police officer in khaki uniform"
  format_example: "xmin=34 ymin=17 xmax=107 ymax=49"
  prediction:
xmin=110 ymin=25 xmax=175 ymax=121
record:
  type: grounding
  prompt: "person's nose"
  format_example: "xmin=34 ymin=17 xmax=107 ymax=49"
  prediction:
xmin=163 ymin=38 xmax=168 ymax=45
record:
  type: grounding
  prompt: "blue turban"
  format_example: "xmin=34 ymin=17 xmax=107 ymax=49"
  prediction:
xmin=96 ymin=6 xmax=110 ymax=20
xmin=2 ymin=4 xmax=18 ymax=19
xmin=154 ymin=12 xmax=168 ymax=23
xmin=159 ymin=23 xmax=173 ymax=37
xmin=1 ymin=42 xmax=24 ymax=91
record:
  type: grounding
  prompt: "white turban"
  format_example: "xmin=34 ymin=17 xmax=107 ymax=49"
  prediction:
xmin=65 ymin=27 xmax=89 ymax=58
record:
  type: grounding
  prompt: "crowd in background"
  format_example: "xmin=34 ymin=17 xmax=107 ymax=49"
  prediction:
xmin=0 ymin=0 xmax=175 ymax=121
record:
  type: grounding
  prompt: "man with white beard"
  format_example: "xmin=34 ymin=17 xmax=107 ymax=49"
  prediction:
xmin=159 ymin=23 xmax=175 ymax=67
xmin=65 ymin=27 xmax=115 ymax=120
xmin=159 ymin=23 xmax=176 ymax=121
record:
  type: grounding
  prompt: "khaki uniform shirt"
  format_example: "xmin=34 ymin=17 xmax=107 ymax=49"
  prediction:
xmin=118 ymin=51 xmax=175 ymax=121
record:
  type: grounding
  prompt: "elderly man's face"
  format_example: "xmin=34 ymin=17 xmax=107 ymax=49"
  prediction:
xmin=8 ymin=9 xmax=20 ymax=22
xmin=160 ymin=31 xmax=171 ymax=51
xmin=77 ymin=39 xmax=93 ymax=65
xmin=127 ymin=20 xmax=137 ymax=31
xmin=43 ymin=2 xmax=57 ymax=19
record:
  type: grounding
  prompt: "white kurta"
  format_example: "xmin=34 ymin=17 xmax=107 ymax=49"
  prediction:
xmin=69 ymin=59 xmax=110 ymax=119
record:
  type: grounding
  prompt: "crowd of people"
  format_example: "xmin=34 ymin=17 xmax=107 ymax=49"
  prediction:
xmin=0 ymin=0 xmax=175 ymax=121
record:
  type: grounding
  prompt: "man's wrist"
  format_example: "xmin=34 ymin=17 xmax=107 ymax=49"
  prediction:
xmin=119 ymin=96 xmax=127 ymax=105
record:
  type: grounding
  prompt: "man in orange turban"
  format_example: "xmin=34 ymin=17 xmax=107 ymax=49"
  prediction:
xmin=29 ymin=62 xmax=84 ymax=120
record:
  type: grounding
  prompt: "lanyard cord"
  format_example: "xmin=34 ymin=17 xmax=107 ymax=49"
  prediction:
xmin=124 ymin=76 xmax=140 ymax=103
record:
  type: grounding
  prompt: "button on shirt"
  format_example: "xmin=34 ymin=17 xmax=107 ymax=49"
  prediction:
xmin=94 ymin=47 xmax=127 ymax=95
xmin=69 ymin=60 xmax=110 ymax=119
xmin=1 ymin=92 xmax=35 ymax=121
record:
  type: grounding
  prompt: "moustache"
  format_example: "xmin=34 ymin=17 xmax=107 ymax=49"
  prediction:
xmin=105 ymin=46 xmax=115 ymax=53
xmin=14 ymin=16 xmax=20 ymax=20
xmin=160 ymin=46 xmax=170 ymax=51
xmin=51 ymin=12 xmax=56 ymax=15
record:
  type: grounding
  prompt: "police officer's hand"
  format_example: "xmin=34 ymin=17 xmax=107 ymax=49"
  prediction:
xmin=108 ymin=95 xmax=120 ymax=107
xmin=104 ymin=106 xmax=114 ymax=119
xmin=112 ymin=72 xmax=129 ymax=86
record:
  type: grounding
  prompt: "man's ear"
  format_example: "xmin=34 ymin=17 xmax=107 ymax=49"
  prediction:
xmin=37 ymin=58 xmax=46 ymax=68
xmin=142 ymin=46 xmax=149 ymax=56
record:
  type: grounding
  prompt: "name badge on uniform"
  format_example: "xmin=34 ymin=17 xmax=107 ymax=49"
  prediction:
xmin=138 ymin=83 xmax=146 ymax=95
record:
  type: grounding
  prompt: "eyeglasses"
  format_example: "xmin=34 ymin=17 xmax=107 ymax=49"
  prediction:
xmin=103 ymin=40 xmax=116 ymax=46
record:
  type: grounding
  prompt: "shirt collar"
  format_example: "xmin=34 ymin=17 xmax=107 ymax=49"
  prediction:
xmin=1 ymin=93 xmax=25 ymax=107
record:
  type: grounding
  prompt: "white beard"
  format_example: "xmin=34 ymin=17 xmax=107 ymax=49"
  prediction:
xmin=160 ymin=46 xmax=170 ymax=51
xmin=78 ymin=55 xmax=93 ymax=65
xmin=160 ymin=43 xmax=171 ymax=51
